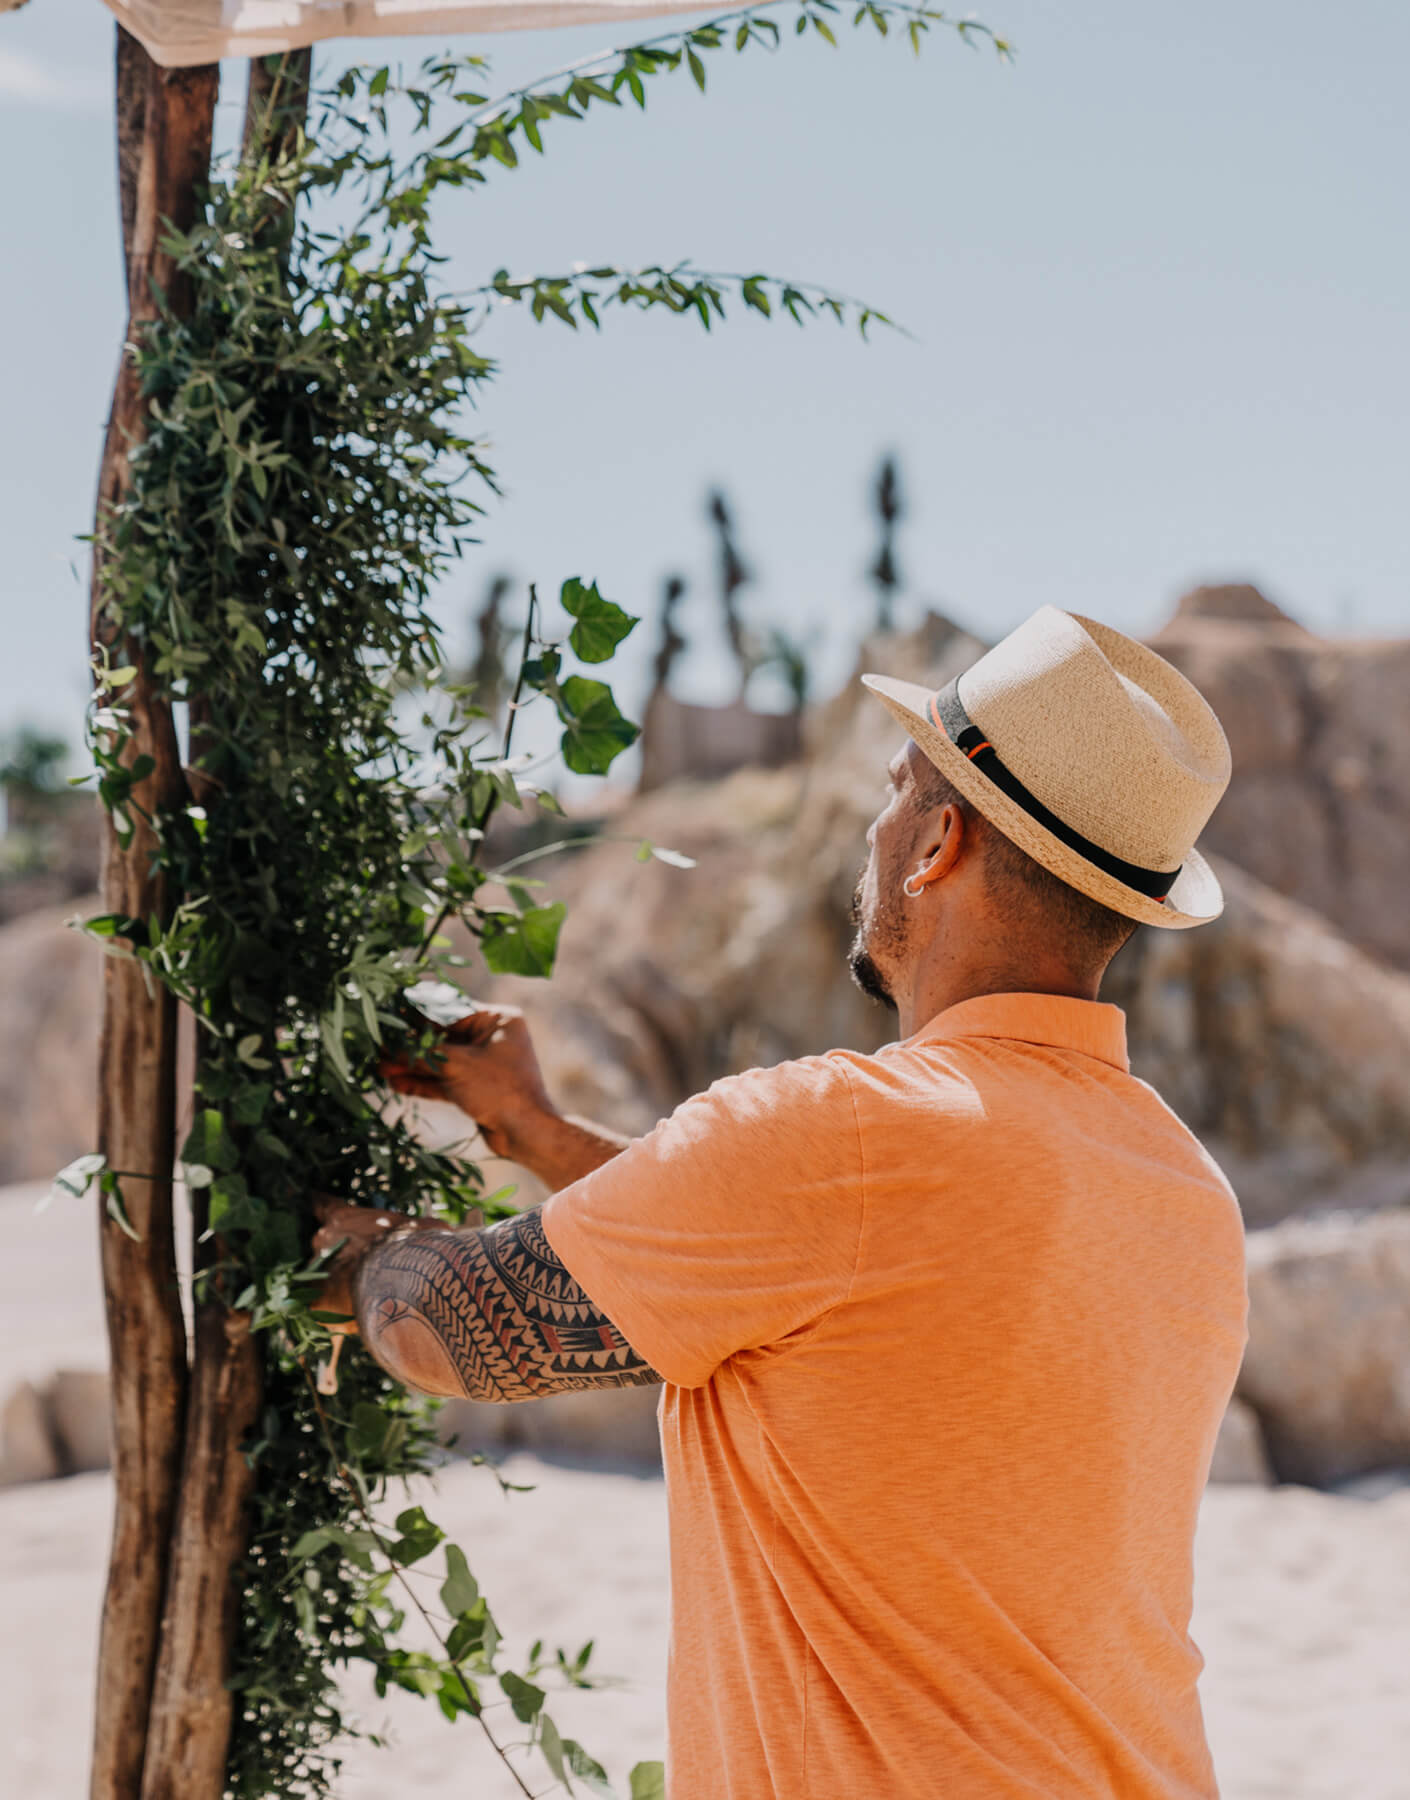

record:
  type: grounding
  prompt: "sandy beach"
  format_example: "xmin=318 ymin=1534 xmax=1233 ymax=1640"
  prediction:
xmin=2 ymin=1449 xmax=1408 ymax=1800
xmin=4 ymin=1184 xmax=1410 ymax=1798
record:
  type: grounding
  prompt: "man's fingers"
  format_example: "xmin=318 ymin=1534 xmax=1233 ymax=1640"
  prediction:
xmin=379 ymin=1061 xmax=451 ymax=1100
xmin=450 ymin=1007 xmax=515 ymax=1041
xmin=441 ymin=1009 xmax=490 ymax=1043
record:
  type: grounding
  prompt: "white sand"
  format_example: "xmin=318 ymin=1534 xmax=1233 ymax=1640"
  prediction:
xmin=2 ymin=1456 xmax=1409 ymax=1800
xmin=3 ymin=1179 xmax=1410 ymax=1798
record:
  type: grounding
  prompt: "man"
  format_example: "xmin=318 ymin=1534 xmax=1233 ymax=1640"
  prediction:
xmin=316 ymin=605 xmax=1248 ymax=1800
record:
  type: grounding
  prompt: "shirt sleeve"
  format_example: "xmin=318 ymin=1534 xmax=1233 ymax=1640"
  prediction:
xmin=539 ymin=1053 xmax=866 ymax=1389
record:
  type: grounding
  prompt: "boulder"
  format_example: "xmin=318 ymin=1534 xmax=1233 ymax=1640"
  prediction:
xmin=438 ymin=1382 xmax=662 ymax=1472
xmin=1206 ymin=1398 xmax=1273 ymax=1486
xmin=47 ymin=1369 xmax=112 ymax=1474
xmin=638 ymin=689 xmax=802 ymax=793
xmin=1152 ymin=588 xmax=1410 ymax=970
xmin=1104 ymin=862 xmax=1410 ymax=1224
xmin=0 ymin=900 xmax=101 ymax=1186
xmin=0 ymin=1380 xmax=62 ymax=1487
xmin=474 ymin=610 xmax=1410 ymax=1226
xmin=1236 ymin=1210 xmax=1410 ymax=1487
xmin=1164 ymin=583 xmax=1303 ymax=627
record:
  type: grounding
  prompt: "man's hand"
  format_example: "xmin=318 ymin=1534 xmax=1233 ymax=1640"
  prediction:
xmin=311 ymin=1196 xmax=442 ymax=1338
xmin=380 ymin=1003 xmax=556 ymax=1162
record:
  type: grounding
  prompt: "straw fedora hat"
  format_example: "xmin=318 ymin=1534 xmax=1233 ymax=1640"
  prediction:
xmin=861 ymin=606 xmax=1232 ymax=929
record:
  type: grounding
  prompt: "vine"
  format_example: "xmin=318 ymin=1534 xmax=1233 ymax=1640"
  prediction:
xmin=71 ymin=5 xmax=1006 ymax=1795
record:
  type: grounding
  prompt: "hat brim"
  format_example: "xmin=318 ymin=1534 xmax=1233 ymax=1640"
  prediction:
xmin=861 ymin=673 xmax=1224 ymax=930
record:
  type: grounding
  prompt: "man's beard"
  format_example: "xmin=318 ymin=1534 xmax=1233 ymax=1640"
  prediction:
xmin=847 ymin=865 xmax=896 ymax=1009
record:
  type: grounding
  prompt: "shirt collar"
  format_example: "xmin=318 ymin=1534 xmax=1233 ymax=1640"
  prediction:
xmin=901 ymin=991 xmax=1130 ymax=1072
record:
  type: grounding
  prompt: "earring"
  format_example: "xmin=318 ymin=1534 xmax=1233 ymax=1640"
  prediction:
xmin=902 ymin=872 xmax=926 ymax=899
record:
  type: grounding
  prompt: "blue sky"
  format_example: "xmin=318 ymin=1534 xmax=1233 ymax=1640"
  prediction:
xmin=2 ymin=0 xmax=1407 ymax=762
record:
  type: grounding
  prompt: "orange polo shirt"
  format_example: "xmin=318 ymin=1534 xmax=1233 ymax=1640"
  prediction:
xmin=542 ymin=993 xmax=1248 ymax=1800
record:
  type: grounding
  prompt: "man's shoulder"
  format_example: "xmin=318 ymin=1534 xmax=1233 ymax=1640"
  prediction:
xmin=690 ymin=1048 xmax=861 ymax=1128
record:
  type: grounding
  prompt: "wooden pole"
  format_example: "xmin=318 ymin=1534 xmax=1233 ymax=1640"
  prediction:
xmin=138 ymin=1296 xmax=264 ymax=1800
xmin=89 ymin=30 xmax=218 ymax=1800
xmin=139 ymin=54 xmax=312 ymax=1799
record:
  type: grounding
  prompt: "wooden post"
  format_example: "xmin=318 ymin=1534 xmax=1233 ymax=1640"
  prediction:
xmin=138 ymin=53 xmax=312 ymax=1798
xmin=89 ymin=30 xmax=218 ymax=1800
xmin=138 ymin=1297 xmax=263 ymax=1800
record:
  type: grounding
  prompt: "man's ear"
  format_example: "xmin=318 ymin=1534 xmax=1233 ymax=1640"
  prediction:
xmin=908 ymin=801 xmax=968 ymax=894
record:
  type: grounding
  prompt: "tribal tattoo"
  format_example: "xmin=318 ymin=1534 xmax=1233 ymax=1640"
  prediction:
xmin=355 ymin=1207 xmax=659 ymax=1403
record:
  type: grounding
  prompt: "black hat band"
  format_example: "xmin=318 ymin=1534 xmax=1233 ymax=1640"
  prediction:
xmin=928 ymin=678 xmax=1180 ymax=903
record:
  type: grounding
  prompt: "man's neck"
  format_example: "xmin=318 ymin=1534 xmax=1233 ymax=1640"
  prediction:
xmin=895 ymin=960 xmax=1102 ymax=1041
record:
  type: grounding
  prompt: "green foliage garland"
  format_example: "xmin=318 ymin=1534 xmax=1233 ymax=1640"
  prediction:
xmin=77 ymin=7 xmax=1006 ymax=1794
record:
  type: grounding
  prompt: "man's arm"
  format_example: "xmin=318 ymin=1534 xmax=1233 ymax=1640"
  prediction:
xmin=311 ymin=1002 xmax=657 ymax=1401
xmin=318 ymin=1203 xmax=660 ymax=1401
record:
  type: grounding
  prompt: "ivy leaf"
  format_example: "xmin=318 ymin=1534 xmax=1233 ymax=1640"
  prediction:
xmin=500 ymin=1669 xmax=546 ymax=1723
xmin=555 ymin=676 xmax=640 ymax=775
xmin=80 ymin=912 xmax=140 ymax=941
xmin=231 ymin=1082 xmax=271 ymax=1125
xmin=446 ymin=1604 xmax=492 ymax=1664
xmin=636 ymin=841 xmax=697 ymax=870
xmin=208 ymin=1172 xmax=263 ymax=1235
xmin=102 ymin=1175 xmax=143 ymax=1243
xmin=349 ymin=1401 xmax=409 ymax=1467
xmin=563 ymin=1740 xmax=614 ymax=1797
xmin=538 ymin=1713 xmax=567 ymax=1784
xmin=390 ymin=1505 xmax=445 ymax=1566
xmin=441 ymin=1544 xmax=479 ymax=1617
xmin=236 ymin=1033 xmax=272 ymax=1070
xmin=522 ymin=647 xmax=562 ymax=690
xmin=42 ymin=1151 xmax=107 ymax=1210
xmin=438 ymin=1668 xmax=481 ymax=1719
xmin=630 ymin=1765 xmax=666 ymax=1800
xmin=479 ymin=902 xmax=566 ymax=978
xmin=182 ymin=1109 xmax=239 ymax=1174
xmin=560 ymin=576 xmax=638 ymax=664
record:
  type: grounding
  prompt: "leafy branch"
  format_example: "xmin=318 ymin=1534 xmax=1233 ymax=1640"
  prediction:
xmin=470 ymin=264 xmax=901 ymax=337
xmin=290 ymin=1351 xmax=623 ymax=1800
xmin=319 ymin=0 xmax=1011 ymax=236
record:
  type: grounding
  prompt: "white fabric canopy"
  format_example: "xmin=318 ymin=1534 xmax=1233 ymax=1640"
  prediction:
xmin=99 ymin=0 xmax=734 ymax=68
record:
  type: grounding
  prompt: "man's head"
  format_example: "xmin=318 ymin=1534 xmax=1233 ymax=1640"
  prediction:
xmin=850 ymin=608 xmax=1231 ymax=1023
xmin=848 ymin=741 xmax=1137 ymax=1012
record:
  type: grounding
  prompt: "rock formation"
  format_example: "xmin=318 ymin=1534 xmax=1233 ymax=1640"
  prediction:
xmin=3 ymin=594 xmax=1409 ymax=1487
xmin=6 ymin=600 xmax=1407 ymax=1228
xmin=0 ymin=900 xmax=101 ymax=1187
xmin=479 ymin=609 xmax=1410 ymax=1224
xmin=1237 ymin=1210 xmax=1410 ymax=1486
xmin=1152 ymin=584 xmax=1410 ymax=969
